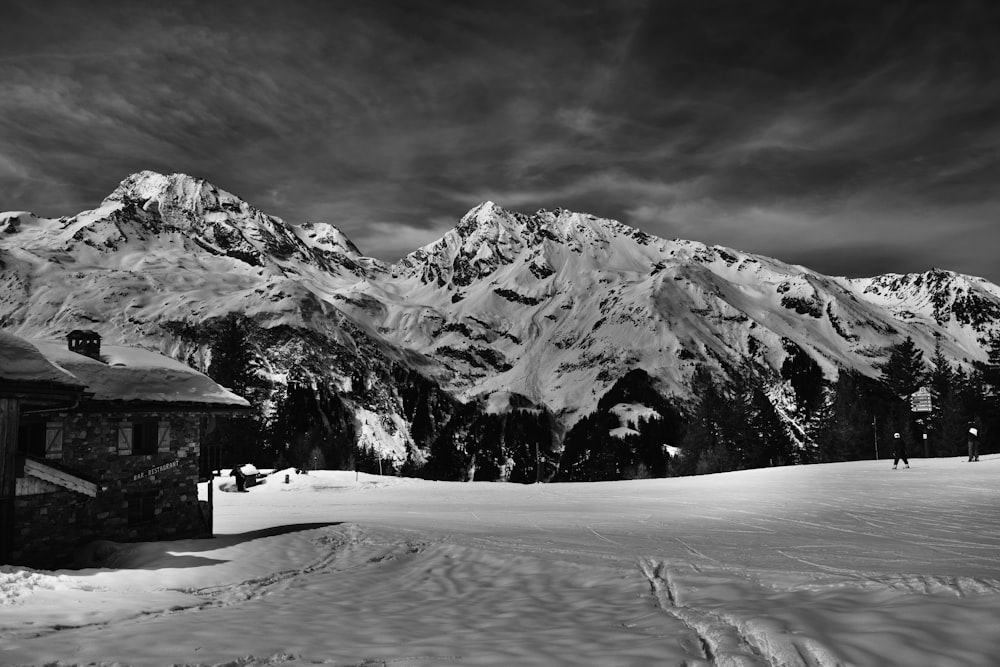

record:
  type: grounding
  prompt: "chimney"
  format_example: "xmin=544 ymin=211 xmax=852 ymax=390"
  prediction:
xmin=67 ymin=330 xmax=102 ymax=360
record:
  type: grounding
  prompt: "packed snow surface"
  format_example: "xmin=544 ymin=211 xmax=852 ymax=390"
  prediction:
xmin=2 ymin=458 xmax=1000 ymax=666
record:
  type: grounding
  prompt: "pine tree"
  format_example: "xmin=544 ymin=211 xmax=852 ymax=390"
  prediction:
xmin=673 ymin=364 xmax=794 ymax=474
xmin=968 ymin=339 xmax=999 ymax=456
xmin=985 ymin=330 xmax=1000 ymax=365
xmin=268 ymin=375 xmax=361 ymax=471
xmin=732 ymin=367 xmax=795 ymax=469
xmin=871 ymin=336 xmax=928 ymax=450
xmin=814 ymin=370 xmax=891 ymax=462
xmin=204 ymin=313 xmax=267 ymax=469
xmin=980 ymin=331 xmax=1000 ymax=450
xmin=811 ymin=382 xmax=845 ymax=462
xmin=674 ymin=365 xmax=731 ymax=475
xmin=875 ymin=337 xmax=927 ymax=399
xmin=781 ymin=340 xmax=825 ymax=413
xmin=267 ymin=378 xmax=313 ymax=467
xmin=556 ymin=369 xmax=681 ymax=481
xmin=927 ymin=340 xmax=967 ymax=457
xmin=207 ymin=313 xmax=261 ymax=398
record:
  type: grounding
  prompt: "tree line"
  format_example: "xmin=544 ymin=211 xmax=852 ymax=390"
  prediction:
xmin=675 ymin=335 xmax=1000 ymax=475
xmin=197 ymin=313 xmax=1000 ymax=481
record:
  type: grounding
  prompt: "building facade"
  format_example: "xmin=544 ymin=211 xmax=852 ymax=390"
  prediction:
xmin=1 ymin=330 xmax=250 ymax=569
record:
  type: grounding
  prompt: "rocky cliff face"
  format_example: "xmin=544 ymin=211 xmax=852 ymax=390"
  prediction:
xmin=3 ymin=171 xmax=999 ymax=479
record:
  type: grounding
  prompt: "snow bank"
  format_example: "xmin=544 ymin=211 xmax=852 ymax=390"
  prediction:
xmin=0 ymin=566 xmax=75 ymax=605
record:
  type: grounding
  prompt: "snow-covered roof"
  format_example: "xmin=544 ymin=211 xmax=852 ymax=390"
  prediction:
xmin=22 ymin=458 xmax=98 ymax=497
xmin=5 ymin=334 xmax=250 ymax=408
xmin=0 ymin=330 xmax=84 ymax=389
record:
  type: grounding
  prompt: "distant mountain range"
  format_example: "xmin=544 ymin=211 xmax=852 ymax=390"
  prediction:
xmin=3 ymin=171 xmax=999 ymax=477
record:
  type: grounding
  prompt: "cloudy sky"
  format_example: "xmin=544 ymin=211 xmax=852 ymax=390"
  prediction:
xmin=2 ymin=0 xmax=1000 ymax=281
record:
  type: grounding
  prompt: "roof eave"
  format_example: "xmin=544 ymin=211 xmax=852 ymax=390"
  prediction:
xmin=0 ymin=380 xmax=88 ymax=408
xmin=73 ymin=399 xmax=255 ymax=414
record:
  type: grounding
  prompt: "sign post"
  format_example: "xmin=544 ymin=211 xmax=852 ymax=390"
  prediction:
xmin=910 ymin=387 xmax=933 ymax=457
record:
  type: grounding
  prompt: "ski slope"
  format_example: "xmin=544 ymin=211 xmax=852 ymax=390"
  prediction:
xmin=2 ymin=457 xmax=999 ymax=666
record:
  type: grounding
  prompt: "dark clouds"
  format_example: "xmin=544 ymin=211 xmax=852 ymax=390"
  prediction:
xmin=2 ymin=0 xmax=1000 ymax=280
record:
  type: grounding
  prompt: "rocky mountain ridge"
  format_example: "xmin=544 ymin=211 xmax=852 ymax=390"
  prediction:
xmin=2 ymin=171 xmax=998 ymax=478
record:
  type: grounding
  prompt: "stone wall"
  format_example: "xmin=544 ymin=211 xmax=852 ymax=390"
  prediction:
xmin=11 ymin=410 xmax=212 ymax=569
xmin=11 ymin=490 xmax=96 ymax=569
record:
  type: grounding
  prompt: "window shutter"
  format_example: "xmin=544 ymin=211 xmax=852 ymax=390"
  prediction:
xmin=44 ymin=422 xmax=64 ymax=458
xmin=118 ymin=422 xmax=133 ymax=455
xmin=157 ymin=421 xmax=171 ymax=452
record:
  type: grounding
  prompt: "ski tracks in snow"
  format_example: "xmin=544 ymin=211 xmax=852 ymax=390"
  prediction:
xmin=637 ymin=557 xmax=846 ymax=667
xmin=1 ymin=524 xmax=409 ymax=641
xmin=188 ymin=523 xmax=379 ymax=606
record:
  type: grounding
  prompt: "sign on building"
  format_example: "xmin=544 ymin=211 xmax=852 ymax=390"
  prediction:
xmin=132 ymin=459 xmax=179 ymax=482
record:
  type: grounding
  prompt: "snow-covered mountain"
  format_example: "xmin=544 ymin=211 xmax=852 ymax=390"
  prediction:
xmin=0 ymin=172 xmax=418 ymax=467
xmin=363 ymin=200 xmax=999 ymax=410
xmin=3 ymin=171 xmax=999 ymax=477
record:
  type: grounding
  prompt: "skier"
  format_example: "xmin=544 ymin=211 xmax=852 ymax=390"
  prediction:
xmin=892 ymin=432 xmax=909 ymax=469
xmin=967 ymin=427 xmax=980 ymax=462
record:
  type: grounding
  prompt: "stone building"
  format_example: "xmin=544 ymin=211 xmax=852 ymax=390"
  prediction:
xmin=1 ymin=330 xmax=250 ymax=569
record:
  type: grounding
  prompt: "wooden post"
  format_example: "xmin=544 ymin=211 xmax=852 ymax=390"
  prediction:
xmin=873 ymin=416 xmax=879 ymax=460
xmin=207 ymin=471 xmax=213 ymax=535
xmin=0 ymin=397 xmax=21 ymax=562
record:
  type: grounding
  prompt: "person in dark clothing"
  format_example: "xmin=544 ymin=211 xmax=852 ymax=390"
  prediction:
xmin=892 ymin=432 xmax=909 ymax=469
xmin=968 ymin=427 xmax=981 ymax=462
xmin=233 ymin=464 xmax=247 ymax=492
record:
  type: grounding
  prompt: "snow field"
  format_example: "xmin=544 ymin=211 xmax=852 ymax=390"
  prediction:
xmin=1 ymin=458 xmax=999 ymax=666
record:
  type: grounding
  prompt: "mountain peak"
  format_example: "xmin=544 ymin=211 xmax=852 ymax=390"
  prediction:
xmin=102 ymin=171 xmax=248 ymax=218
xmin=456 ymin=201 xmax=518 ymax=235
xmin=464 ymin=200 xmax=504 ymax=219
xmin=455 ymin=202 xmax=624 ymax=244
xmin=293 ymin=221 xmax=362 ymax=258
xmin=0 ymin=211 xmax=38 ymax=234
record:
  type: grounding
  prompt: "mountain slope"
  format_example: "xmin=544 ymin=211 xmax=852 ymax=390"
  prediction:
xmin=0 ymin=173 xmax=434 ymax=468
xmin=344 ymin=203 xmax=998 ymax=422
xmin=3 ymin=171 xmax=999 ymax=478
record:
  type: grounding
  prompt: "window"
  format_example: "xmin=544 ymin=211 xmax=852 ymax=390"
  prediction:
xmin=17 ymin=421 xmax=46 ymax=457
xmin=18 ymin=421 xmax=63 ymax=459
xmin=127 ymin=490 xmax=158 ymax=526
xmin=118 ymin=419 xmax=169 ymax=456
xmin=131 ymin=420 xmax=159 ymax=455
